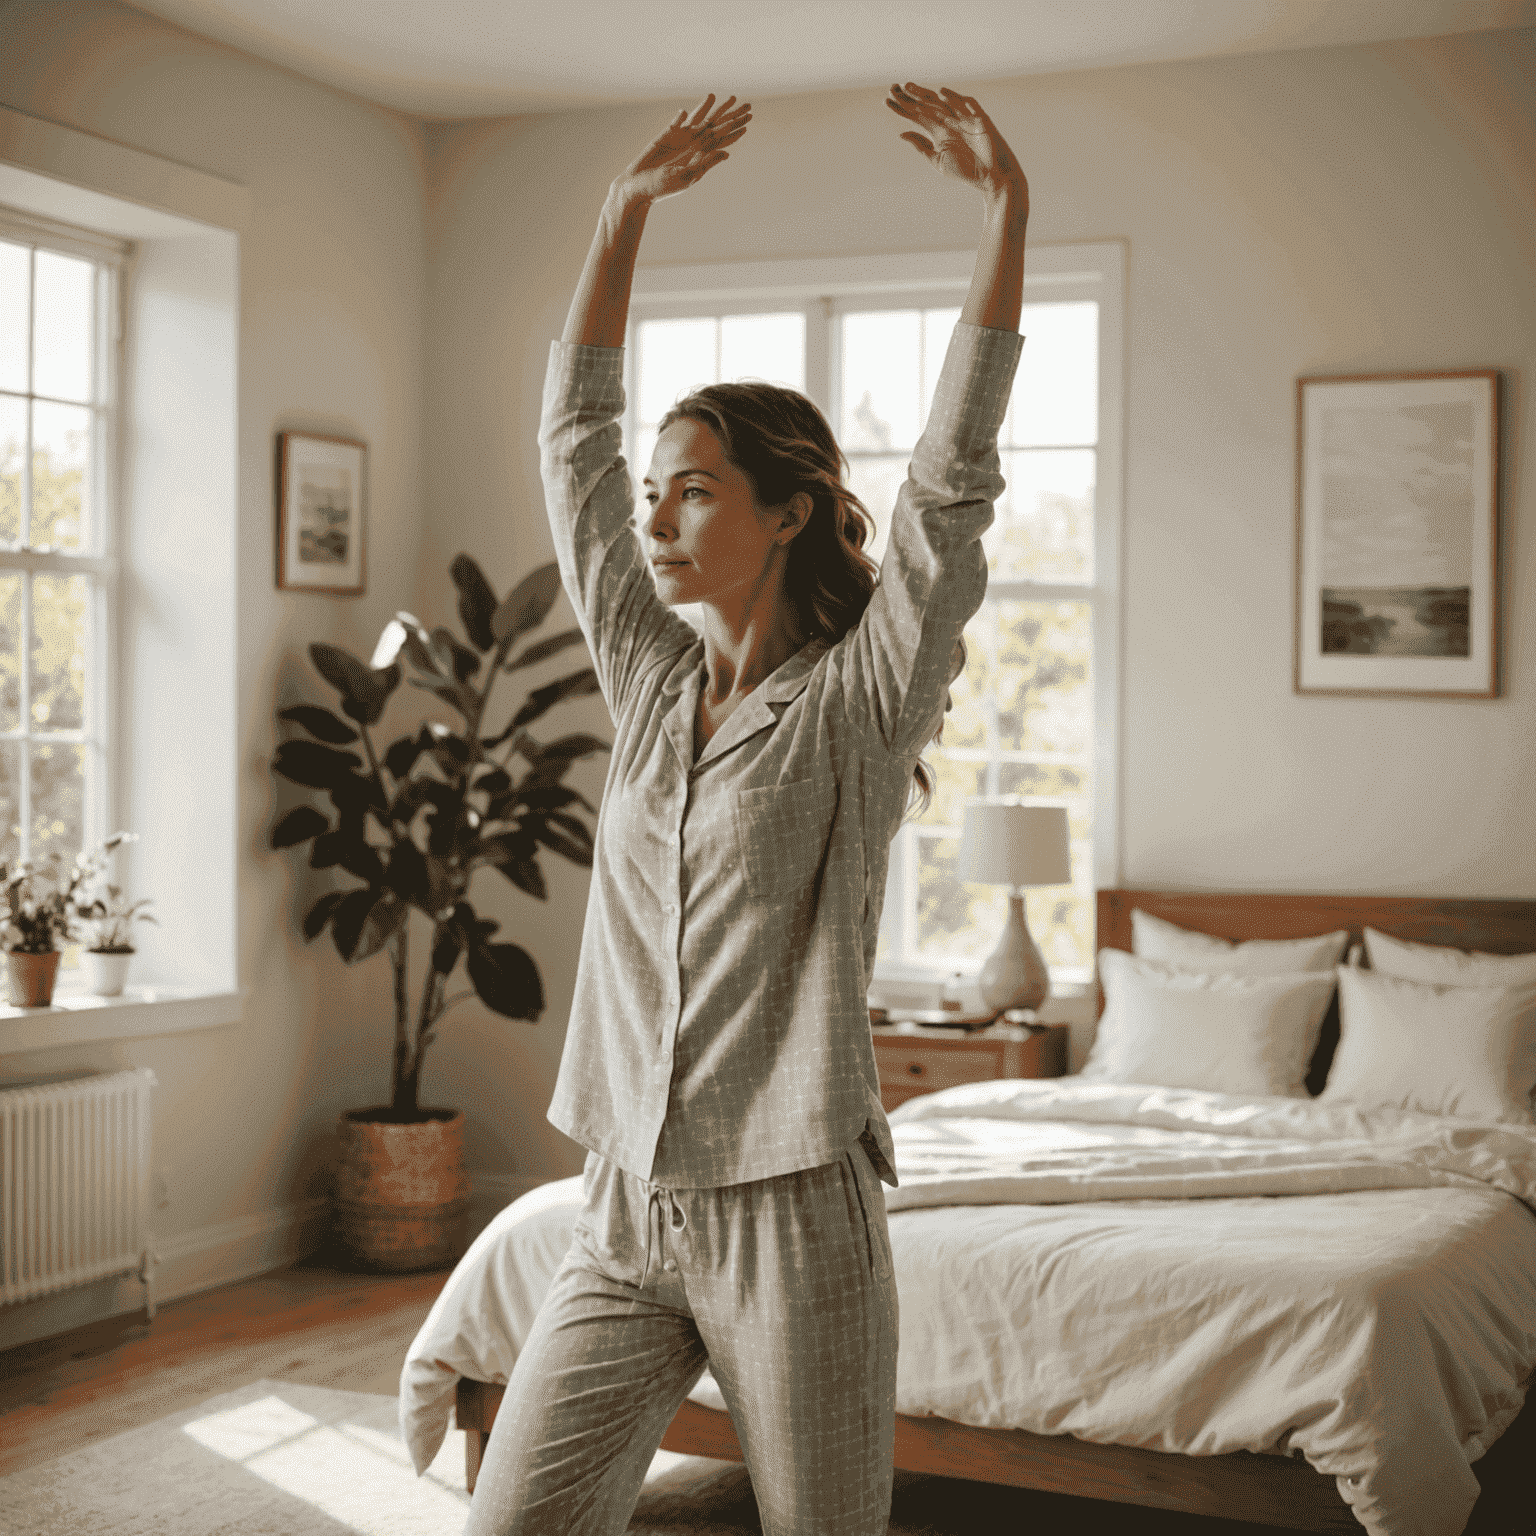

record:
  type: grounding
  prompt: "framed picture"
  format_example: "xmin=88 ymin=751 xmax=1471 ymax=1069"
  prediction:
xmin=1295 ymin=370 xmax=1500 ymax=698
xmin=276 ymin=432 xmax=367 ymax=595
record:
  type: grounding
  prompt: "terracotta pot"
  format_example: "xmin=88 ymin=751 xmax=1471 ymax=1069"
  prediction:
xmin=8 ymin=950 xmax=61 ymax=1007
xmin=82 ymin=949 xmax=133 ymax=997
xmin=333 ymin=1106 xmax=470 ymax=1273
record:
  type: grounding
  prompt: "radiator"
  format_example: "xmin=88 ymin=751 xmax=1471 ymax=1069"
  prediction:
xmin=1 ymin=1067 xmax=159 ymax=1318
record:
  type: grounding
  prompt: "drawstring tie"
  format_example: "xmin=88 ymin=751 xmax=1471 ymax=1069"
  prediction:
xmin=641 ymin=1183 xmax=688 ymax=1287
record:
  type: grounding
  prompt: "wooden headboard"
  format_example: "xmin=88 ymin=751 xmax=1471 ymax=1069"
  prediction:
xmin=1095 ymin=889 xmax=1536 ymax=1095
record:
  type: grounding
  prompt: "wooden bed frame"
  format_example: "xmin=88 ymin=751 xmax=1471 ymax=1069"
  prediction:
xmin=454 ymin=889 xmax=1536 ymax=1532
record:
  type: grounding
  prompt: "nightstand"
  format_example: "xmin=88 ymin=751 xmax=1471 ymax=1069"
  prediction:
xmin=871 ymin=1020 xmax=1069 ymax=1114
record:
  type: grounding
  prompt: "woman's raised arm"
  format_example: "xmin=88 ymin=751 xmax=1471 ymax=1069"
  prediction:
xmin=886 ymin=83 xmax=1028 ymax=332
xmin=562 ymin=94 xmax=752 ymax=348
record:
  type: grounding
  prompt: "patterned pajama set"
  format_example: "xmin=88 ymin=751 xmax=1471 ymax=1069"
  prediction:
xmin=464 ymin=321 xmax=1022 ymax=1536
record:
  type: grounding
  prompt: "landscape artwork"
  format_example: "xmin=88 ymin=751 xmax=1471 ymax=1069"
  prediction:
xmin=1295 ymin=372 xmax=1498 ymax=698
xmin=277 ymin=432 xmax=367 ymax=595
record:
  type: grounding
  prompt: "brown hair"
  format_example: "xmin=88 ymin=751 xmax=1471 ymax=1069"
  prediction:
xmin=656 ymin=381 xmax=957 ymax=816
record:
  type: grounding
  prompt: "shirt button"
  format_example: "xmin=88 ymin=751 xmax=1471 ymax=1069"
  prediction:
xmin=665 ymin=902 xmax=678 ymax=915
xmin=663 ymin=1260 xmax=677 ymax=1273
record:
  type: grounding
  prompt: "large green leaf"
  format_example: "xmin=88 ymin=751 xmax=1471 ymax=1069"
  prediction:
xmin=495 ymin=857 xmax=547 ymax=901
xmin=529 ymin=818 xmax=593 ymax=868
xmin=385 ymin=839 xmax=429 ymax=904
xmin=407 ymin=675 xmax=478 ymax=720
xmin=508 ymin=668 xmax=602 ymax=732
xmin=277 ymin=705 xmax=358 ymax=745
xmin=331 ymin=888 xmax=405 ymax=963
xmin=273 ymin=740 xmax=362 ymax=791
xmin=303 ymin=890 xmax=347 ymax=940
xmin=450 ymin=554 xmax=498 ymax=652
xmin=431 ymin=626 xmax=481 ymax=682
xmin=467 ymin=941 xmax=544 ymax=1020
xmin=310 ymin=828 xmax=386 ymax=885
xmin=491 ymin=563 xmax=562 ymax=645
xmin=504 ymin=627 xmax=587 ymax=672
xmin=310 ymin=644 xmax=401 ymax=726
xmin=271 ymin=805 xmax=330 ymax=849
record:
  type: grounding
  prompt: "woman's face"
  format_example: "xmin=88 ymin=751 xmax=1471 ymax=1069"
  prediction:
xmin=642 ymin=419 xmax=799 ymax=611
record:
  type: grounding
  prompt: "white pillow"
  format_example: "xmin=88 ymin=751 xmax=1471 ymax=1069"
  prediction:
xmin=1362 ymin=927 xmax=1536 ymax=990
xmin=1320 ymin=965 xmax=1536 ymax=1124
xmin=1131 ymin=910 xmax=1349 ymax=975
xmin=1085 ymin=949 xmax=1338 ymax=1098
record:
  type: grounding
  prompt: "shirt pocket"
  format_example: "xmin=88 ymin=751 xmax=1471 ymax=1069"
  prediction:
xmin=733 ymin=776 xmax=837 ymax=902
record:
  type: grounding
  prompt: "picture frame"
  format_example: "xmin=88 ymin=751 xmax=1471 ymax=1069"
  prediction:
xmin=1294 ymin=370 xmax=1500 ymax=699
xmin=276 ymin=431 xmax=367 ymax=595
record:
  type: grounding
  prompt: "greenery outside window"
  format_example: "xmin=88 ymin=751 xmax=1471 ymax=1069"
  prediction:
xmin=0 ymin=207 xmax=125 ymax=908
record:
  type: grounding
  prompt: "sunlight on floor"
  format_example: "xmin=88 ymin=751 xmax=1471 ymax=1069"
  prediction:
xmin=181 ymin=1392 xmax=695 ymax=1534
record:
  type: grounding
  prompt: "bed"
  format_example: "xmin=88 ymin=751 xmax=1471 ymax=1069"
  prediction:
xmin=402 ymin=890 xmax=1536 ymax=1534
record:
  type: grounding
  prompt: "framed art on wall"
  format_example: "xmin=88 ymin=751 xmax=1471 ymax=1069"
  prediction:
xmin=277 ymin=431 xmax=367 ymax=595
xmin=1295 ymin=370 xmax=1500 ymax=698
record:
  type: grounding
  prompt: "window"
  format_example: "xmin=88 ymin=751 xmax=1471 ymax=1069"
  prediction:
xmin=0 ymin=209 xmax=125 ymax=875
xmin=627 ymin=245 xmax=1122 ymax=986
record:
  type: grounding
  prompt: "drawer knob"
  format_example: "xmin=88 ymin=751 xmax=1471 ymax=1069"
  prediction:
xmin=906 ymin=1062 xmax=925 ymax=1077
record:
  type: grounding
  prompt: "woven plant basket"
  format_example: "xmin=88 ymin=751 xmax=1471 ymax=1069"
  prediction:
xmin=334 ymin=1106 xmax=471 ymax=1272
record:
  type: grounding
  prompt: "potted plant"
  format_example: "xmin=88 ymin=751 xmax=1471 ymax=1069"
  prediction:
xmin=1 ymin=833 xmax=138 ymax=1006
xmin=73 ymin=852 xmax=157 ymax=997
xmin=269 ymin=555 xmax=608 ymax=1271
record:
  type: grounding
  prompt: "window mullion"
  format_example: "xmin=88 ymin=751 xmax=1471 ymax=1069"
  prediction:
xmin=804 ymin=297 xmax=833 ymax=420
xmin=18 ymin=572 xmax=31 ymax=860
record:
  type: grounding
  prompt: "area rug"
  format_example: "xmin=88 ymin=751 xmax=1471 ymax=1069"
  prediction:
xmin=0 ymin=1378 xmax=1291 ymax=1535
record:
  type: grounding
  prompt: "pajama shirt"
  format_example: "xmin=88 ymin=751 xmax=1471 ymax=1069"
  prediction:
xmin=467 ymin=320 xmax=1023 ymax=1534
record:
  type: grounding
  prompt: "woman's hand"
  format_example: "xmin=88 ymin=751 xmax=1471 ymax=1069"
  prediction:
xmin=886 ymin=84 xmax=1027 ymax=212
xmin=612 ymin=94 xmax=752 ymax=208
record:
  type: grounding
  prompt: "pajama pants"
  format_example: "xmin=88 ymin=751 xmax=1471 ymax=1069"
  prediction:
xmin=463 ymin=1143 xmax=899 ymax=1536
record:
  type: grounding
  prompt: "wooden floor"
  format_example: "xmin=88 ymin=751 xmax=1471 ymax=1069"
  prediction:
xmin=4 ymin=1250 xmax=1530 ymax=1536
xmin=0 ymin=1238 xmax=448 ymax=1480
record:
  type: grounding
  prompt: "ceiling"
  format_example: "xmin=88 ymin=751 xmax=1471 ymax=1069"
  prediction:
xmin=125 ymin=0 xmax=1536 ymax=118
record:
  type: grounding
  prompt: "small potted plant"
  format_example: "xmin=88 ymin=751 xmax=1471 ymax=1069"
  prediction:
xmin=0 ymin=834 xmax=144 ymax=1006
xmin=73 ymin=851 xmax=156 ymax=997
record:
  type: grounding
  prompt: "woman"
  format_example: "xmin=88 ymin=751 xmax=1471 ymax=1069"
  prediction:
xmin=465 ymin=83 xmax=1027 ymax=1536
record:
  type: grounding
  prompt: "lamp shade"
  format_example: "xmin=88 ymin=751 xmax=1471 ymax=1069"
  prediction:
xmin=958 ymin=802 xmax=1071 ymax=888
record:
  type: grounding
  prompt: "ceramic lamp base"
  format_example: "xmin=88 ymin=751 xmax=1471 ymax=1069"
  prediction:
xmin=977 ymin=893 xmax=1050 ymax=1013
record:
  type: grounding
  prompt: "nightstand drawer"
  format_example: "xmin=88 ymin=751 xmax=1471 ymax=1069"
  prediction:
xmin=876 ymin=1044 xmax=1004 ymax=1091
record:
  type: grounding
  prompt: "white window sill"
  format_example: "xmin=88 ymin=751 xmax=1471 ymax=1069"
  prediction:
xmin=0 ymin=984 xmax=243 ymax=1055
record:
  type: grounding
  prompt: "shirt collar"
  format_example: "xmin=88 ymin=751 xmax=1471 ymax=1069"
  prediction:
xmin=661 ymin=635 xmax=830 ymax=774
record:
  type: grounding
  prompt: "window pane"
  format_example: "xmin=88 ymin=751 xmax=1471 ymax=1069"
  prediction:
xmin=987 ymin=448 xmax=1096 ymax=582
xmin=31 ymin=740 xmax=84 ymax=863
xmin=31 ymin=573 xmax=88 ymax=731
xmin=720 ymin=312 xmax=804 ymax=391
xmin=914 ymin=753 xmax=985 ymax=829
xmin=841 ymin=310 xmax=919 ymax=452
xmin=920 ymin=307 xmax=961 ymax=421
xmin=0 ymin=572 xmax=20 ymax=732
xmin=0 ymin=740 xmax=18 ymax=867
xmin=996 ymin=760 xmax=1087 ymax=799
xmin=0 ymin=240 xmax=27 ymax=394
xmin=844 ymin=453 xmax=907 ymax=568
xmin=32 ymin=249 xmax=93 ymax=404
xmin=30 ymin=398 xmax=89 ymax=549
xmin=1009 ymin=301 xmax=1098 ymax=447
xmin=0 ymin=393 xmax=22 ymax=546
xmin=992 ymin=599 xmax=1092 ymax=756
xmin=638 ymin=318 xmax=715 ymax=422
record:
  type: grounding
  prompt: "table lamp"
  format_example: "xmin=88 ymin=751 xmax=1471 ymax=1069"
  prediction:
xmin=959 ymin=801 xmax=1072 ymax=1013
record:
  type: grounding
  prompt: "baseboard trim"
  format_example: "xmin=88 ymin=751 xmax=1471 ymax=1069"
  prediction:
xmin=2 ymin=1171 xmax=561 ymax=1352
xmin=0 ymin=1196 xmax=329 ymax=1352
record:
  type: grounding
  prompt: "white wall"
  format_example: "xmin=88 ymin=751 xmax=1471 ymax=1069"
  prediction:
xmin=419 ymin=30 xmax=1536 ymax=1180
xmin=1 ymin=9 xmax=1530 ymax=1255
xmin=0 ymin=0 xmax=428 ymax=1342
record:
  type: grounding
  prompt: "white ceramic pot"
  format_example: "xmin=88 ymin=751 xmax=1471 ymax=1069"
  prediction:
xmin=82 ymin=949 xmax=133 ymax=997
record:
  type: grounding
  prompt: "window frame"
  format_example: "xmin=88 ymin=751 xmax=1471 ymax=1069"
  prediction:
xmin=0 ymin=203 xmax=128 ymax=881
xmin=628 ymin=242 xmax=1124 ymax=987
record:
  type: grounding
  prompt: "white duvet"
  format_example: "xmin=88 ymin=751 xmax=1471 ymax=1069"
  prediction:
xmin=400 ymin=1080 xmax=1536 ymax=1536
